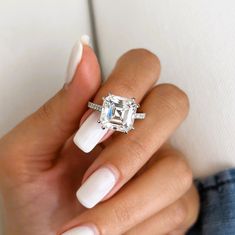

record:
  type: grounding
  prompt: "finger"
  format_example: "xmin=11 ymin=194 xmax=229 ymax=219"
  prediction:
xmin=1 ymin=44 xmax=101 ymax=158
xmin=58 ymin=151 xmax=193 ymax=235
xmin=73 ymin=49 xmax=161 ymax=153
xmin=125 ymin=186 xmax=199 ymax=235
xmin=77 ymin=84 xmax=189 ymax=208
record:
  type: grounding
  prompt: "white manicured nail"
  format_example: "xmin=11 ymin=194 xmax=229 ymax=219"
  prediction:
xmin=81 ymin=34 xmax=91 ymax=46
xmin=62 ymin=226 xmax=95 ymax=235
xmin=65 ymin=34 xmax=91 ymax=84
xmin=76 ymin=167 xmax=117 ymax=208
xmin=73 ymin=112 xmax=108 ymax=153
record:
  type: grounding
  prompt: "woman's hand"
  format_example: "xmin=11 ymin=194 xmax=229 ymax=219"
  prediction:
xmin=0 ymin=45 xmax=199 ymax=235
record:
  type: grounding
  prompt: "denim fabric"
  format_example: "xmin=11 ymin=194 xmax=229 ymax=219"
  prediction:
xmin=188 ymin=168 xmax=235 ymax=235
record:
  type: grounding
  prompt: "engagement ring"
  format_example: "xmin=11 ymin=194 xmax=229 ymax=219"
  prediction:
xmin=88 ymin=93 xmax=146 ymax=133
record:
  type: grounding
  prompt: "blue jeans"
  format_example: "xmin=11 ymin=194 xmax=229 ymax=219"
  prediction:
xmin=188 ymin=168 xmax=235 ymax=235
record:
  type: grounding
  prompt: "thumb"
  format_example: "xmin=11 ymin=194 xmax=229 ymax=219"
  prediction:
xmin=2 ymin=37 xmax=101 ymax=157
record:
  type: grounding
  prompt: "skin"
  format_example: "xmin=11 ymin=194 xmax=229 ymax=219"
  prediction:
xmin=0 ymin=46 xmax=199 ymax=235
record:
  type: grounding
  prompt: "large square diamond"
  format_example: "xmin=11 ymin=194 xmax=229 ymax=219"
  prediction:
xmin=100 ymin=94 xmax=138 ymax=133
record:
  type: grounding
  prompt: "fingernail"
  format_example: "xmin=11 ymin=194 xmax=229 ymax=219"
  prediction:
xmin=76 ymin=167 xmax=117 ymax=208
xmin=62 ymin=226 xmax=96 ymax=235
xmin=65 ymin=34 xmax=91 ymax=84
xmin=73 ymin=111 xmax=108 ymax=153
xmin=81 ymin=34 xmax=91 ymax=46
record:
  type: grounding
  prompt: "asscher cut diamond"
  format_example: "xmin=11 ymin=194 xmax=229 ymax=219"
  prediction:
xmin=100 ymin=94 xmax=138 ymax=133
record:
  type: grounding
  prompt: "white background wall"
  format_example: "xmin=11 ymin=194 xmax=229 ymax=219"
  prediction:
xmin=0 ymin=0 xmax=91 ymax=233
xmin=93 ymin=0 xmax=235 ymax=178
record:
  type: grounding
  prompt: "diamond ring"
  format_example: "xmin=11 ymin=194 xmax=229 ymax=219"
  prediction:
xmin=88 ymin=93 xmax=146 ymax=133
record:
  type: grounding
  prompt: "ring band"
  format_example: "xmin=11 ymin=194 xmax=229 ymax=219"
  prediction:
xmin=88 ymin=93 xmax=146 ymax=133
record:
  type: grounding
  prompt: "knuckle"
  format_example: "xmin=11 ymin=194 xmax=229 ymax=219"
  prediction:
xmin=119 ymin=48 xmax=161 ymax=79
xmin=172 ymin=155 xmax=193 ymax=191
xmin=171 ymin=200 xmax=188 ymax=228
xmin=38 ymin=101 xmax=54 ymax=122
xmin=36 ymin=97 xmax=70 ymax=136
xmin=185 ymin=186 xmax=200 ymax=227
xmin=117 ymin=81 xmax=139 ymax=98
xmin=113 ymin=200 xmax=133 ymax=225
xmin=124 ymin=48 xmax=160 ymax=66
xmin=158 ymin=148 xmax=193 ymax=193
xmin=36 ymin=90 xmax=63 ymax=122
xmin=153 ymin=84 xmax=190 ymax=119
xmin=121 ymin=137 xmax=148 ymax=175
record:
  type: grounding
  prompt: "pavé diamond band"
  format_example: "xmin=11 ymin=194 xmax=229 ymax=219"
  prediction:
xmin=88 ymin=94 xmax=146 ymax=133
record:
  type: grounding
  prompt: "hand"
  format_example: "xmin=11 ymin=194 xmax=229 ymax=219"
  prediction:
xmin=0 ymin=44 xmax=199 ymax=235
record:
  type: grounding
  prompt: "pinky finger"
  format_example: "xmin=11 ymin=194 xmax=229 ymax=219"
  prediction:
xmin=124 ymin=186 xmax=199 ymax=235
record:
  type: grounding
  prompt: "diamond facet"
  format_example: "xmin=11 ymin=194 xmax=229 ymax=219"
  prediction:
xmin=100 ymin=94 xmax=138 ymax=133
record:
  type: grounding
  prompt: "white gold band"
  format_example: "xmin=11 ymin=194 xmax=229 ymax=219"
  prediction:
xmin=88 ymin=101 xmax=102 ymax=112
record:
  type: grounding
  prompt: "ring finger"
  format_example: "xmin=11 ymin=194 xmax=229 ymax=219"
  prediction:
xmin=73 ymin=48 xmax=161 ymax=153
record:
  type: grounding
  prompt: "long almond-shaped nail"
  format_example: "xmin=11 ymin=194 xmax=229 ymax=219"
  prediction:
xmin=73 ymin=111 xmax=108 ymax=153
xmin=62 ymin=226 xmax=96 ymax=235
xmin=76 ymin=167 xmax=117 ymax=208
xmin=65 ymin=34 xmax=91 ymax=84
